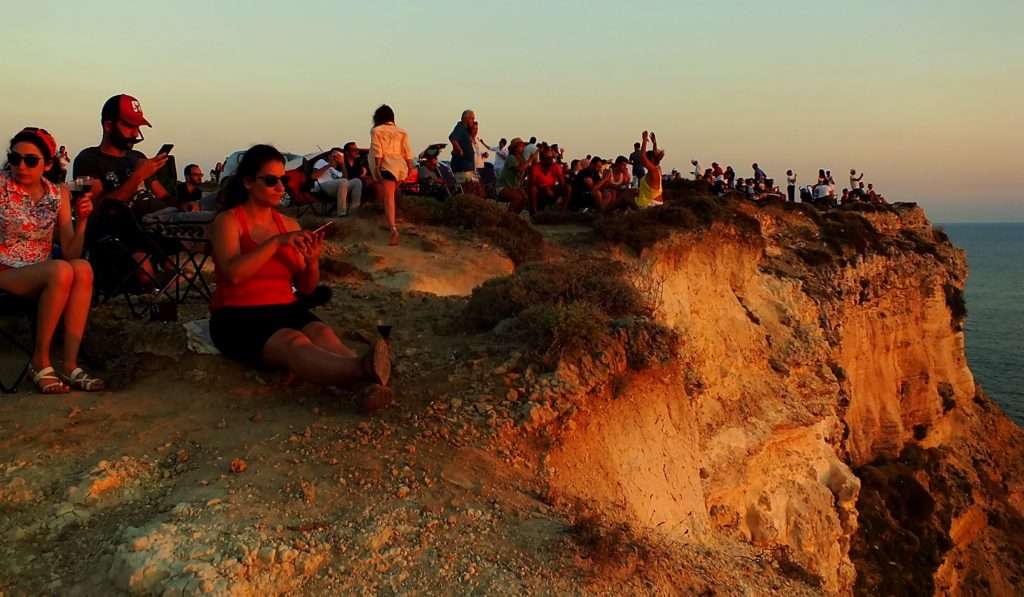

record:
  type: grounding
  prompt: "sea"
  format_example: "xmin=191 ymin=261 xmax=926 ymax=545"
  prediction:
xmin=942 ymin=223 xmax=1024 ymax=426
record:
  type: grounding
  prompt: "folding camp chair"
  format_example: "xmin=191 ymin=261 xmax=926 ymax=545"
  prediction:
xmin=88 ymin=201 xmax=188 ymax=318
xmin=0 ymin=292 xmax=35 ymax=393
xmin=439 ymin=163 xmax=462 ymax=198
xmin=285 ymin=157 xmax=334 ymax=218
xmin=141 ymin=210 xmax=216 ymax=304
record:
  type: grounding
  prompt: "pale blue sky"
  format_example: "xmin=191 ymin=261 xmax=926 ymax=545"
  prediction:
xmin=2 ymin=0 xmax=1022 ymax=221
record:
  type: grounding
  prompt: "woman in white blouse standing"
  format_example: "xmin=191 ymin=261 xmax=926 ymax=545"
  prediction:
xmin=368 ymin=105 xmax=413 ymax=246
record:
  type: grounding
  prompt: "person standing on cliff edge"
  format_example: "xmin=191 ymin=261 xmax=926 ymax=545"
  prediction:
xmin=786 ymin=169 xmax=797 ymax=202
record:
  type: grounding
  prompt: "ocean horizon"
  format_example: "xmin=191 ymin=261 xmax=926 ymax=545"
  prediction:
xmin=942 ymin=222 xmax=1024 ymax=426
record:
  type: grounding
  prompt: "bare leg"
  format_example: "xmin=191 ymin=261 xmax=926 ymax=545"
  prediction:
xmin=61 ymin=259 xmax=94 ymax=372
xmin=0 ymin=260 xmax=73 ymax=370
xmin=261 ymin=329 xmax=365 ymax=386
xmin=302 ymin=322 xmax=357 ymax=358
xmin=381 ymin=179 xmax=398 ymax=245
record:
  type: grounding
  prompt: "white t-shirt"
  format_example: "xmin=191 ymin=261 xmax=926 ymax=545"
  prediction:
xmin=787 ymin=173 xmax=797 ymax=185
xmin=491 ymin=146 xmax=508 ymax=171
xmin=813 ymin=184 xmax=830 ymax=199
xmin=313 ymin=159 xmax=343 ymax=186
xmin=691 ymin=162 xmax=701 ymax=179
xmin=523 ymin=144 xmax=537 ymax=160
xmin=472 ymin=139 xmax=486 ymax=169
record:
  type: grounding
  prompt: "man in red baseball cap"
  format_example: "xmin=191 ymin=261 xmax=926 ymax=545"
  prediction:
xmin=72 ymin=94 xmax=174 ymax=286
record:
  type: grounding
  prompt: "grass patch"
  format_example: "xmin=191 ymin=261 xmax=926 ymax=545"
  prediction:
xmin=463 ymin=258 xmax=675 ymax=370
xmin=594 ymin=195 xmax=761 ymax=253
xmin=400 ymin=193 xmax=544 ymax=265
xmin=464 ymin=258 xmax=649 ymax=331
xmin=820 ymin=211 xmax=884 ymax=255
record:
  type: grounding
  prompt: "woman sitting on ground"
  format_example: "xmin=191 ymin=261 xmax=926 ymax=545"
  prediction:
xmin=367 ymin=105 xmax=413 ymax=246
xmin=209 ymin=144 xmax=390 ymax=394
xmin=635 ymin=131 xmax=664 ymax=208
xmin=0 ymin=127 xmax=105 ymax=393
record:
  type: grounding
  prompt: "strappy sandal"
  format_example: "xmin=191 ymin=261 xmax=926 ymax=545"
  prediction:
xmin=60 ymin=368 xmax=106 ymax=392
xmin=361 ymin=339 xmax=391 ymax=387
xmin=30 ymin=366 xmax=70 ymax=394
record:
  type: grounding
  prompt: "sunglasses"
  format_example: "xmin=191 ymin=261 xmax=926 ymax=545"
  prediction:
xmin=7 ymin=152 xmax=44 ymax=168
xmin=256 ymin=174 xmax=290 ymax=187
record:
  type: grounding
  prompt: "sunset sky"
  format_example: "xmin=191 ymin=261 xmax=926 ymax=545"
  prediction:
xmin=2 ymin=0 xmax=1021 ymax=221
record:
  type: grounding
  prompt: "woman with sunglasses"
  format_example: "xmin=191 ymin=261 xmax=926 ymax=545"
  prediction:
xmin=209 ymin=145 xmax=391 ymax=402
xmin=0 ymin=127 xmax=105 ymax=393
xmin=368 ymin=105 xmax=413 ymax=246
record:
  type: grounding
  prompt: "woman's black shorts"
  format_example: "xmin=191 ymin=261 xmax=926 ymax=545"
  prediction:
xmin=381 ymin=170 xmax=397 ymax=182
xmin=210 ymin=302 xmax=321 ymax=364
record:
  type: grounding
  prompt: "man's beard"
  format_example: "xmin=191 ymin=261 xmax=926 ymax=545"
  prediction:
xmin=110 ymin=127 xmax=143 ymax=151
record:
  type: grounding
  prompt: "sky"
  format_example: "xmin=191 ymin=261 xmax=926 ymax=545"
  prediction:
xmin=2 ymin=0 xmax=1022 ymax=222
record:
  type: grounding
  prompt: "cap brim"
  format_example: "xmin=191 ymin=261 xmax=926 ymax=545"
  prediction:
xmin=122 ymin=115 xmax=151 ymax=127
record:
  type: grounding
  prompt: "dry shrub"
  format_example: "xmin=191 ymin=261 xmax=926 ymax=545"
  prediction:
xmin=521 ymin=302 xmax=611 ymax=367
xmin=820 ymin=211 xmax=884 ymax=255
xmin=594 ymin=195 xmax=761 ymax=253
xmin=567 ymin=515 xmax=649 ymax=572
xmin=400 ymin=194 xmax=544 ymax=264
xmin=530 ymin=210 xmax=596 ymax=226
xmin=617 ymin=317 xmax=680 ymax=370
xmin=463 ymin=258 xmax=650 ymax=331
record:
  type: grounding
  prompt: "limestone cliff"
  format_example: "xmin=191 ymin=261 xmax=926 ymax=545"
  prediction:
xmin=509 ymin=197 xmax=1024 ymax=595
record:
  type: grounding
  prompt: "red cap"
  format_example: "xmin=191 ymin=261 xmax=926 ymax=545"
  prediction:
xmin=17 ymin=127 xmax=57 ymax=160
xmin=119 ymin=94 xmax=151 ymax=127
xmin=102 ymin=94 xmax=151 ymax=127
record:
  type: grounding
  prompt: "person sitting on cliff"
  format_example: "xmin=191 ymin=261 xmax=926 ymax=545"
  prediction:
xmin=867 ymin=183 xmax=886 ymax=204
xmin=591 ymin=156 xmax=635 ymax=211
xmin=208 ymin=144 xmax=392 ymax=404
xmin=526 ymin=147 xmax=569 ymax=214
xmin=0 ymin=127 xmax=106 ymax=393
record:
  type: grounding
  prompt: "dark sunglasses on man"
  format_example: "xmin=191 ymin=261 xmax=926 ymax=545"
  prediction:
xmin=7 ymin=152 xmax=44 ymax=168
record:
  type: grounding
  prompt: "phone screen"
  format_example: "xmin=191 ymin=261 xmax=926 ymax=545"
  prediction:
xmin=157 ymin=143 xmax=174 ymax=156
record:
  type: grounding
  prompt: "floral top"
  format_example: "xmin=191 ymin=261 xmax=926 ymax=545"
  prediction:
xmin=0 ymin=173 xmax=59 ymax=267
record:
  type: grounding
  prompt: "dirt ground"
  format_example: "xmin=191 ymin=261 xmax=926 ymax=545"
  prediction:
xmin=0 ymin=211 xmax=820 ymax=596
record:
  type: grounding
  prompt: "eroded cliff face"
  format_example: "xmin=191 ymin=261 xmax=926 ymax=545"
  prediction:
xmin=525 ymin=201 xmax=1023 ymax=595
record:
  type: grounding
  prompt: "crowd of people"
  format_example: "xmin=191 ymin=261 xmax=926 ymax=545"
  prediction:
xmin=0 ymin=93 xmax=889 ymax=398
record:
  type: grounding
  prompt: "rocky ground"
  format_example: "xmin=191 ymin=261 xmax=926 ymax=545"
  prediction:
xmin=0 ymin=203 xmax=822 ymax=596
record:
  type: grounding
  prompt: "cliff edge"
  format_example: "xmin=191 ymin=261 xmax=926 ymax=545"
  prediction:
xmin=0 ymin=189 xmax=1020 ymax=595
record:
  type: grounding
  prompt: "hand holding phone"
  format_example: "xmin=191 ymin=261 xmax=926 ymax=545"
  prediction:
xmin=157 ymin=143 xmax=174 ymax=157
xmin=312 ymin=220 xmax=335 ymax=236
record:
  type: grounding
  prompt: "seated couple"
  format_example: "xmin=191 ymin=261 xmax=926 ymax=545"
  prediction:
xmin=0 ymin=127 xmax=105 ymax=393
xmin=209 ymin=145 xmax=392 ymax=406
xmin=311 ymin=142 xmax=371 ymax=216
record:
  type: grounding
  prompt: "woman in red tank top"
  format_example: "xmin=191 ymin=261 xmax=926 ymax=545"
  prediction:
xmin=209 ymin=145 xmax=390 ymax=397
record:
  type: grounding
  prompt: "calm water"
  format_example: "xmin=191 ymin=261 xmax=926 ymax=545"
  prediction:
xmin=943 ymin=223 xmax=1024 ymax=425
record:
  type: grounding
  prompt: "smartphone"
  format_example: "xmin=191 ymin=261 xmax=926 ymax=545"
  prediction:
xmin=157 ymin=143 xmax=174 ymax=156
xmin=312 ymin=220 xmax=335 ymax=235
